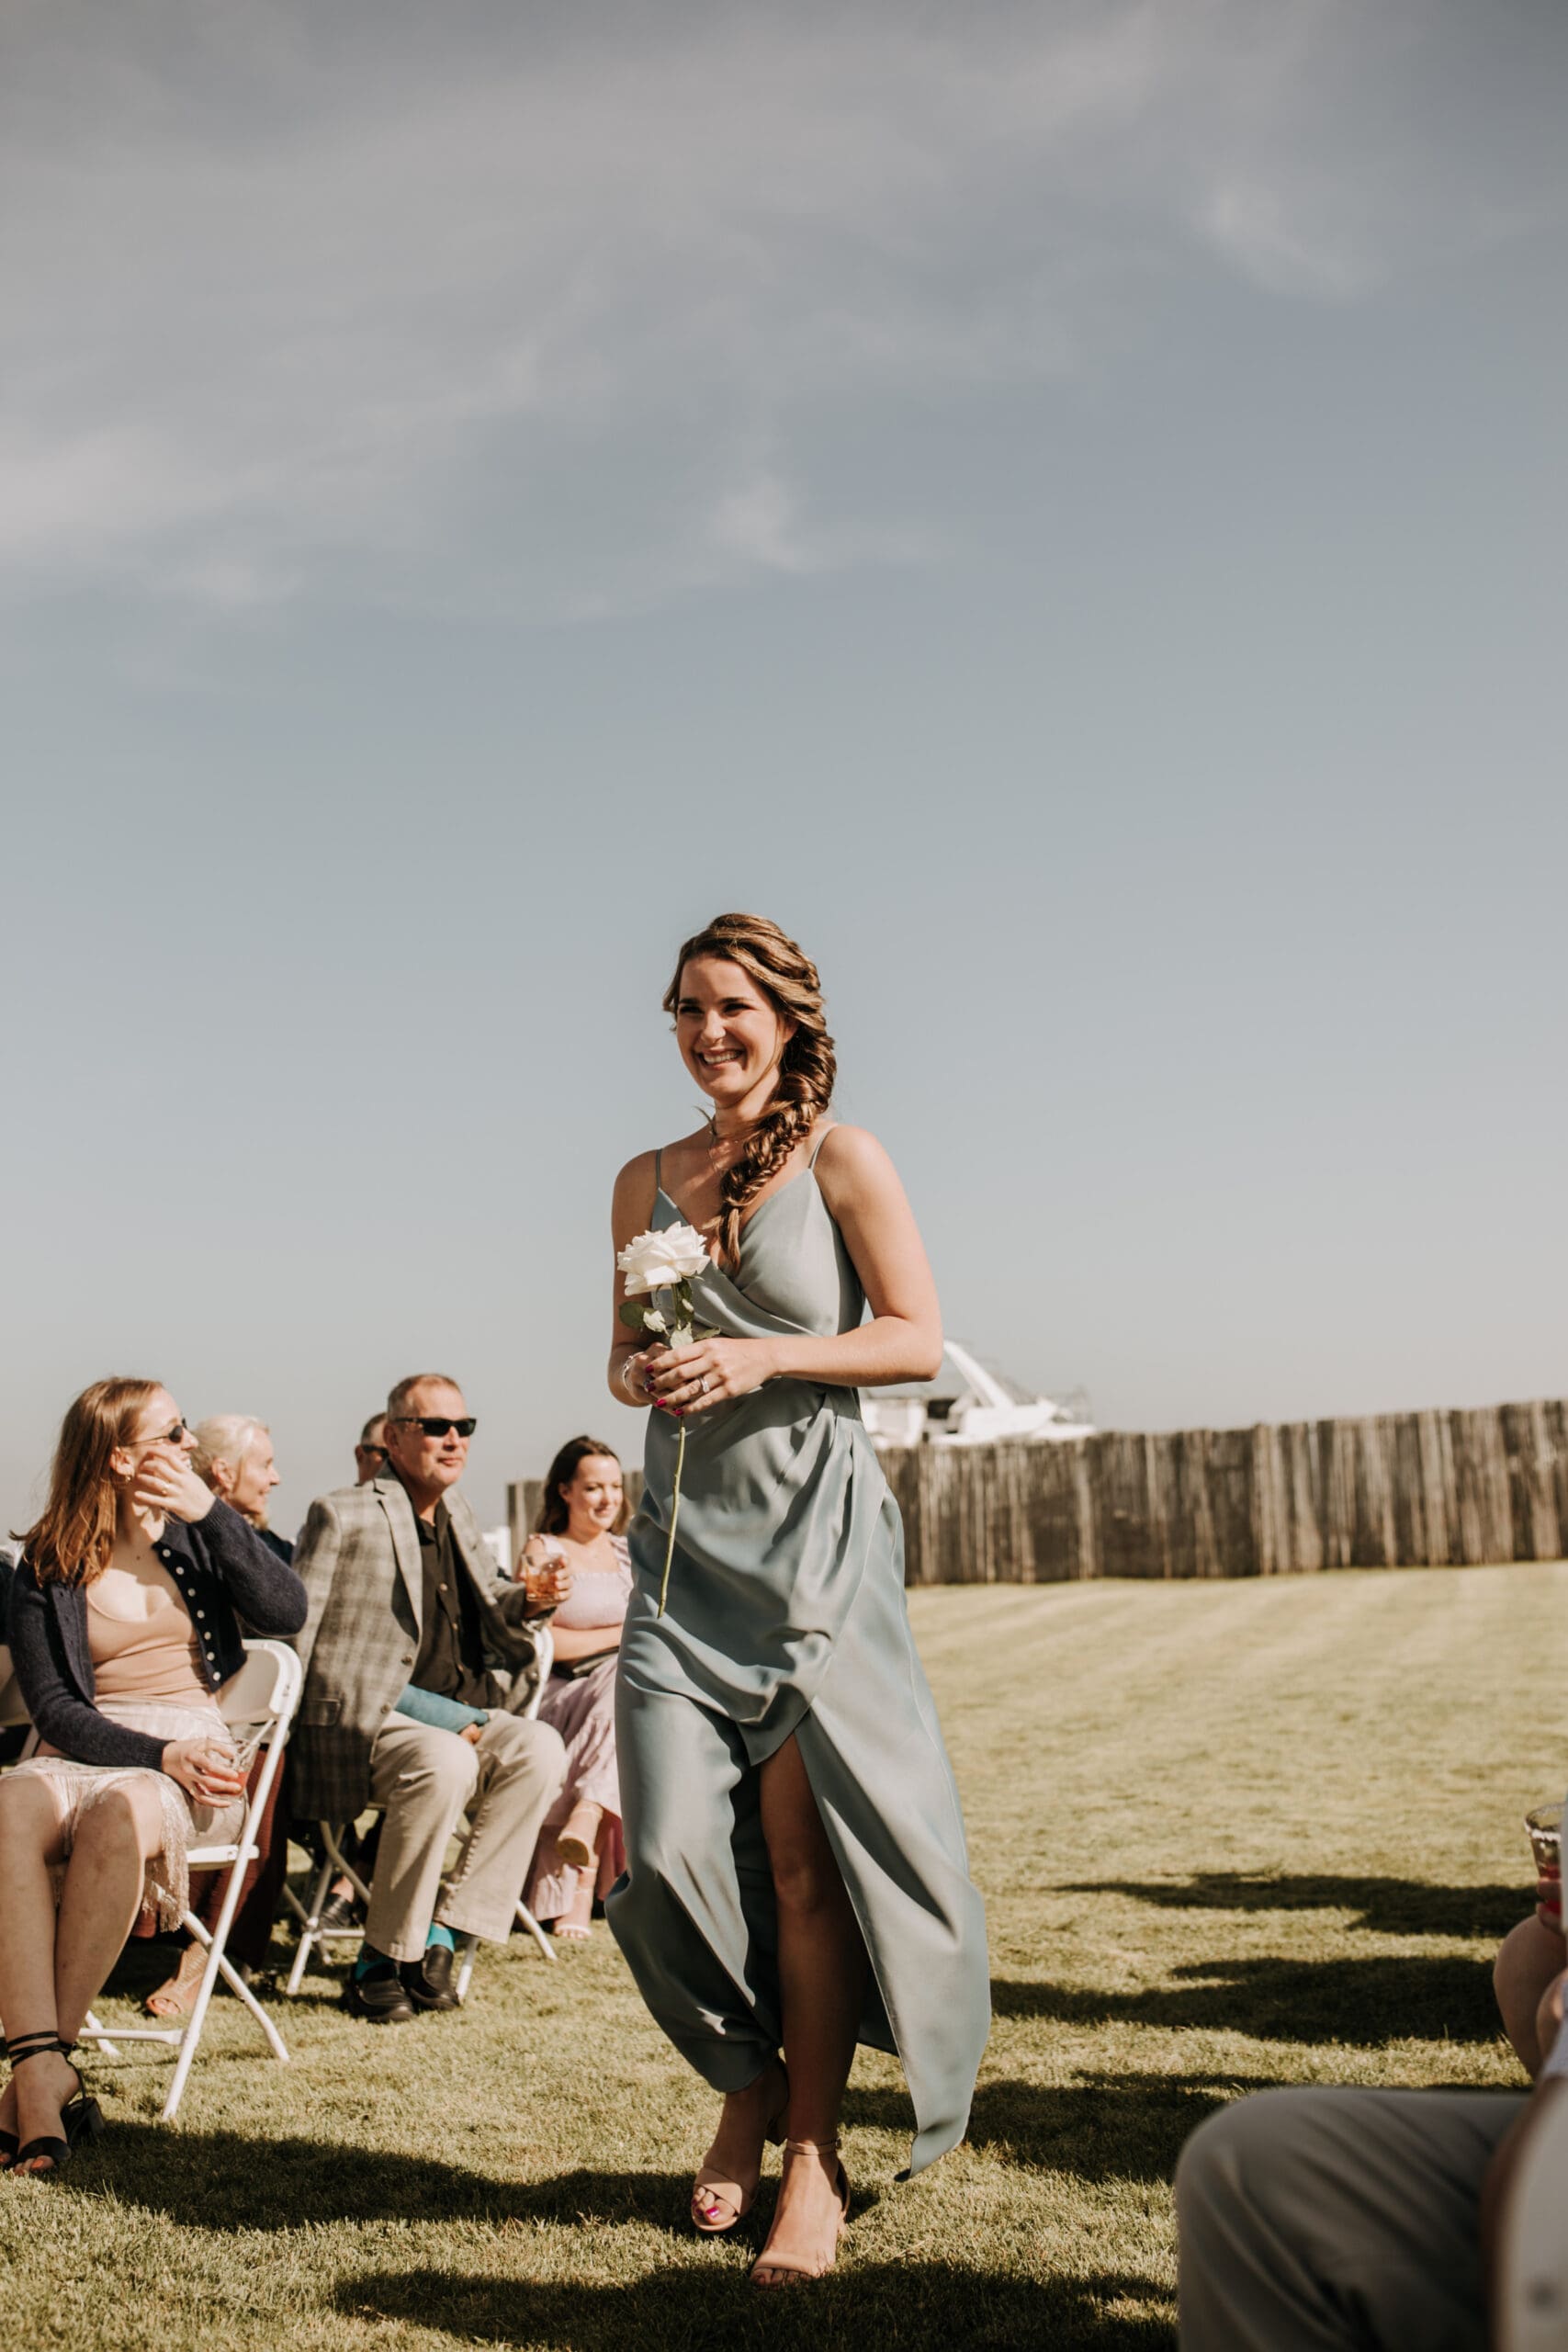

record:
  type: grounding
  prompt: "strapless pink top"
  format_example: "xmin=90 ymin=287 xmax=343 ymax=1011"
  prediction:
xmin=551 ymin=1534 xmax=633 ymax=1632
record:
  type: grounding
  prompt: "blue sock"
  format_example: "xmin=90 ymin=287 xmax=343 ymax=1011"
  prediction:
xmin=355 ymin=1943 xmax=397 ymax=1981
xmin=426 ymin=1922 xmax=456 ymax=1954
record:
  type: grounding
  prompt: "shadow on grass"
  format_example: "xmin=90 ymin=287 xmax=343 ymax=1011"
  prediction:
xmin=847 ymin=2071 xmax=1241 ymax=2181
xmin=335 ymin=2258 xmax=1174 ymax=2352
xmin=59 ymin=2122 xmax=695 ymax=2233
xmin=992 ymin=1951 xmax=1497 ymax=2044
xmin=1062 ymin=1874 xmax=1527 ymax=1940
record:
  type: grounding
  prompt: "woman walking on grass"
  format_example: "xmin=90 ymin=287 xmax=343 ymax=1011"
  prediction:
xmin=605 ymin=911 xmax=988 ymax=2288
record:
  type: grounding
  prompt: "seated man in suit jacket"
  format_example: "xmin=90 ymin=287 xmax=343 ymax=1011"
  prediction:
xmin=292 ymin=1373 xmax=567 ymax=2022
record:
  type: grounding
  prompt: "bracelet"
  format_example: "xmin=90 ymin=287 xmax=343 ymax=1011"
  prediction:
xmin=618 ymin=1356 xmax=643 ymax=1402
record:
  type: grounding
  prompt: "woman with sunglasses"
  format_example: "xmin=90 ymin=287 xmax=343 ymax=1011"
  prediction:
xmin=0 ymin=1378 xmax=307 ymax=2175
xmin=606 ymin=914 xmax=988 ymax=2288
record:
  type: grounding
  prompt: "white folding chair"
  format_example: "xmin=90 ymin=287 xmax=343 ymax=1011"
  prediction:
xmin=285 ymin=1624 xmax=558 ymax=2000
xmin=73 ymin=1638 xmax=303 ymax=2120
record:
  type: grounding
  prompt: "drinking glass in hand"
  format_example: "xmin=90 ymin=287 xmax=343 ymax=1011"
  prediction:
xmin=519 ymin=1534 xmax=570 ymax=1609
xmin=1526 ymin=1803 xmax=1562 ymax=1930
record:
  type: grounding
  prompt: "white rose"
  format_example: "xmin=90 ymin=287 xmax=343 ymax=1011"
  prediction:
xmin=616 ymin=1222 xmax=711 ymax=1295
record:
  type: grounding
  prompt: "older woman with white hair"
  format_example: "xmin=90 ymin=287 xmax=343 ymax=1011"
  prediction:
xmin=143 ymin=1412 xmax=291 ymax=2018
xmin=189 ymin=1418 xmax=290 ymax=1561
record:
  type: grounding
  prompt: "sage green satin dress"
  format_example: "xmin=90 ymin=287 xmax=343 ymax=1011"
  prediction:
xmin=606 ymin=1142 xmax=989 ymax=2176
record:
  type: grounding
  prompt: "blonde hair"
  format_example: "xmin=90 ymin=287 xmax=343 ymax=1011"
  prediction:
xmin=664 ymin=912 xmax=836 ymax=1267
xmin=15 ymin=1377 xmax=162 ymax=1587
xmin=190 ymin=1415 xmax=269 ymax=1488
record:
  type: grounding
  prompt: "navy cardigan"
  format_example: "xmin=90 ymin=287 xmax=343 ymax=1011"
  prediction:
xmin=6 ymin=1499 xmax=308 ymax=1773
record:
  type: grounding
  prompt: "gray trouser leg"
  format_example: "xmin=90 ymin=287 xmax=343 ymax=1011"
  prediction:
xmin=1177 ymin=2086 xmax=1528 ymax=2352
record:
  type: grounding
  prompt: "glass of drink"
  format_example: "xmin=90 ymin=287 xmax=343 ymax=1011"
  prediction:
xmin=1526 ymin=1803 xmax=1562 ymax=1928
xmin=522 ymin=1534 xmax=570 ymax=1609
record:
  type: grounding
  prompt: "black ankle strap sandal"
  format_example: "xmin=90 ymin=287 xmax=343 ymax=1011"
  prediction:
xmin=3 ymin=2031 xmax=104 ymax=2177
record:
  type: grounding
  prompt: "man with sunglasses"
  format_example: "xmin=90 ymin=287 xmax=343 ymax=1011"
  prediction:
xmin=354 ymin=1413 xmax=389 ymax=1485
xmin=291 ymin=1374 xmax=567 ymax=2023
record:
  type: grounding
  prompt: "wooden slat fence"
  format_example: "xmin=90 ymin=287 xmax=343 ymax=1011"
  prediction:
xmin=510 ymin=1399 xmax=1567 ymax=1585
xmin=879 ymin=1399 xmax=1568 ymax=1583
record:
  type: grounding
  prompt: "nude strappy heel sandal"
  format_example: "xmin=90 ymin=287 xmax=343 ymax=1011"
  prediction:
xmin=690 ymin=2063 xmax=790 ymax=2234
xmin=750 ymin=2136 xmax=852 ymax=2285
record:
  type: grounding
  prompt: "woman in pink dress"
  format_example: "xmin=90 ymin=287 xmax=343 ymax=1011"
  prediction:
xmin=522 ymin=1438 xmax=633 ymax=1941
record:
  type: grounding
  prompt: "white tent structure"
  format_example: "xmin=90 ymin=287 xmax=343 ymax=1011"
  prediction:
xmin=860 ymin=1341 xmax=1094 ymax=1449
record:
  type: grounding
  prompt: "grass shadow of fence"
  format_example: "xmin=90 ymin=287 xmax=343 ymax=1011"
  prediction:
xmin=55 ymin=2122 xmax=694 ymax=2234
xmin=1059 ymin=1873 xmax=1525 ymax=1940
xmin=335 ymin=2256 xmax=1175 ymax=2352
xmin=844 ymin=2072 xmax=1242 ymax=2181
xmin=992 ymin=1951 xmax=1497 ymax=2044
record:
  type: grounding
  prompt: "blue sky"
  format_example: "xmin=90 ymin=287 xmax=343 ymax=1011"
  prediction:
xmin=4 ymin=1 xmax=1565 ymax=1536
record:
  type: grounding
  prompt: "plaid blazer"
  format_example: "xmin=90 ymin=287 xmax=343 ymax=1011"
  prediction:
xmin=289 ymin=1474 xmax=544 ymax=1824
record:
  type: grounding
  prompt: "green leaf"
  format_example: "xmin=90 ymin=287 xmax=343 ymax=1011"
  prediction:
xmin=618 ymin=1301 xmax=649 ymax=1333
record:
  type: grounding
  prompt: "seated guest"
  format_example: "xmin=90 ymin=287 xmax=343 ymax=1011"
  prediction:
xmin=318 ymin=1414 xmax=391 ymax=1924
xmin=0 ymin=1378 xmax=306 ymax=2175
xmin=142 ymin=1414 xmax=296 ymax=2017
xmin=355 ymin=1413 xmax=389 ymax=1486
xmin=291 ymin=1372 xmax=567 ymax=2024
xmin=524 ymin=1437 xmax=633 ymax=1941
xmin=1495 ymin=1850 xmax=1567 ymax=2079
xmin=1176 ymin=1961 xmax=1568 ymax=2346
xmin=190 ymin=1417 xmax=291 ymax=1561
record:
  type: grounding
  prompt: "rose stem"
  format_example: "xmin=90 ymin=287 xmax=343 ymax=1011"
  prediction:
xmin=657 ymin=1421 xmax=687 ymax=1620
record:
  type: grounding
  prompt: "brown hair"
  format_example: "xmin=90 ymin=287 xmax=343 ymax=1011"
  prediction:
xmin=16 ymin=1376 xmax=163 ymax=1587
xmin=537 ymin=1437 xmax=628 ymax=1537
xmin=663 ymin=911 xmax=836 ymax=1266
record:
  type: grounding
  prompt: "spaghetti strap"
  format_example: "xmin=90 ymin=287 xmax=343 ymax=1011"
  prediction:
xmin=806 ymin=1121 xmax=835 ymax=1169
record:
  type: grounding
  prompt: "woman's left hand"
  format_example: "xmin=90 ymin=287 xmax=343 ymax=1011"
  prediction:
xmin=646 ymin=1335 xmax=777 ymax=1414
xmin=132 ymin=1443 xmax=215 ymax=1523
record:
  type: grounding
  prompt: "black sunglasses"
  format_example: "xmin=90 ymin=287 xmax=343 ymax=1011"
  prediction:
xmin=391 ymin=1416 xmax=477 ymax=1439
xmin=358 ymin=1442 xmax=389 ymax=1460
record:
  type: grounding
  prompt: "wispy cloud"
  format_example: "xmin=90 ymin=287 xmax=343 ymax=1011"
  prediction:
xmin=1 ymin=0 xmax=1562 ymax=617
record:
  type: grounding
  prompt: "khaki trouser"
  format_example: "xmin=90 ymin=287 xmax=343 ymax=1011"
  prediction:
xmin=1177 ymin=2086 xmax=1529 ymax=2351
xmin=364 ymin=1708 xmax=567 ymax=1963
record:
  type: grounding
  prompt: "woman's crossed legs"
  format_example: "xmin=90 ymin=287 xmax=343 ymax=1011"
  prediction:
xmin=0 ymin=1772 xmax=164 ymax=2172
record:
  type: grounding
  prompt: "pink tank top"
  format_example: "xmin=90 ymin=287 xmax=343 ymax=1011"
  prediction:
xmin=551 ymin=1533 xmax=634 ymax=1632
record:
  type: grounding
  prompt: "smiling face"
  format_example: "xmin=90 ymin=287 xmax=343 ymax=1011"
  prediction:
xmin=385 ymin=1379 xmax=471 ymax=1499
xmin=560 ymin=1453 xmax=624 ymax=1543
xmin=227 ymin=1430 xmax=279 ymax=1524
xmin=673 ymin=956 xmax=795 ymax=1110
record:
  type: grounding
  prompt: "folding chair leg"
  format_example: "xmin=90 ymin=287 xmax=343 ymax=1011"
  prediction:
xmin=81 ymin=2008 xmax=120 ymax=2062
xmin=186 ymin=1916 xmax=289 ymax=2063
xmin=160 ymin=1918 xmax=228 ymax=2122
xmin=455 ymin=1934 xmax=478 ymax=2005
xmin=516 ymin=1900 xmax=557 ymax=1962
xmin=285 ymin=1856 xmax=336 ymax=1996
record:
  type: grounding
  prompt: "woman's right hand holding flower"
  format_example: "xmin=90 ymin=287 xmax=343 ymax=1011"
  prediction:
xmin=162 ymin=1736 xmax=245 ymax=1804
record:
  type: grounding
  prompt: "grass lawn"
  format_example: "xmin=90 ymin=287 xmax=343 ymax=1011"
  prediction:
xmin=3 ymin=1565 xmax=1557 ymax=2351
